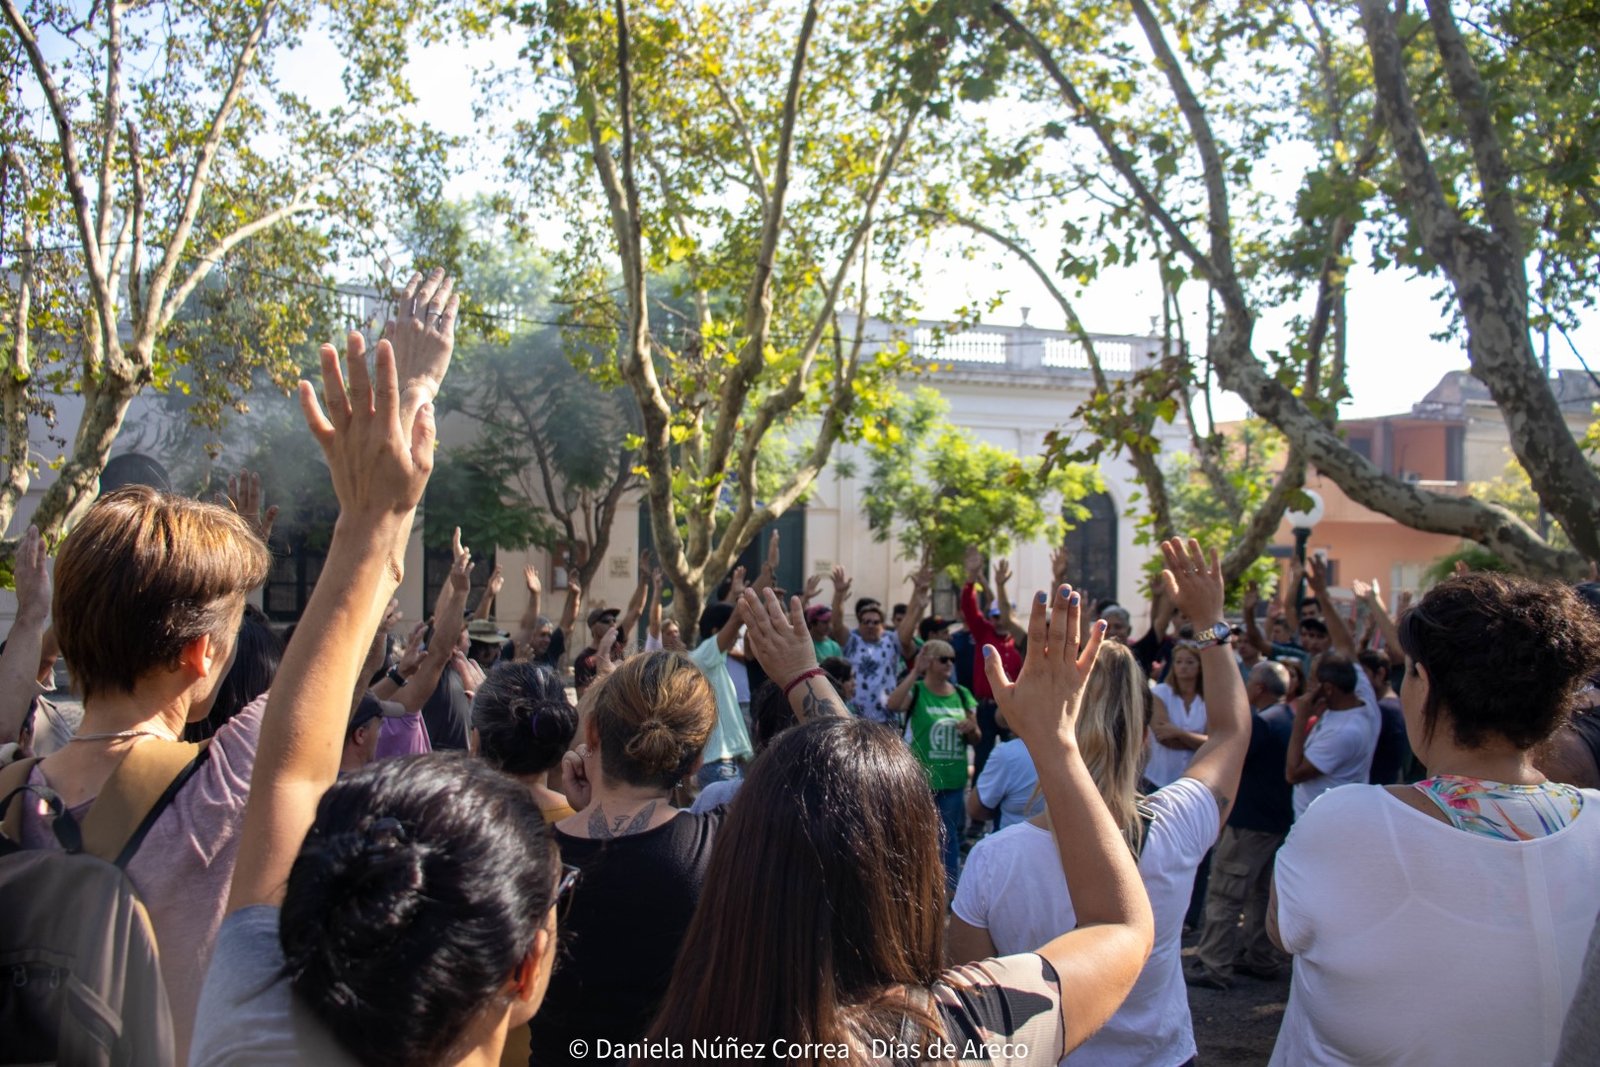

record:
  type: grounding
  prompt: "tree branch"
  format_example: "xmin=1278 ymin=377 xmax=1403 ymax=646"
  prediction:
xmin=140 ymin=0 xmax=279 ymax=344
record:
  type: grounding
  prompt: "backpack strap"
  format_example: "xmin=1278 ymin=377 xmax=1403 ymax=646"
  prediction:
xmin=0 ymin=755 xmax=45 ymax=844
xmin=79 ymin=739 xmax=211 ymax=868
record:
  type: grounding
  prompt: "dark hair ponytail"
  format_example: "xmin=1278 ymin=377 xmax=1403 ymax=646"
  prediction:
xmin=471 ymin=662 xmax=577 ymax=776
xmin=280 ymin=753 xmax=558 ymax=1067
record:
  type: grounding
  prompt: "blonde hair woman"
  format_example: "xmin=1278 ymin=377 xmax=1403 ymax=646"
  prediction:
xmin=888 ymin=637 xmax=979 ymax=895
xmin=951 ymin=539 xmax=1251 ymax=1067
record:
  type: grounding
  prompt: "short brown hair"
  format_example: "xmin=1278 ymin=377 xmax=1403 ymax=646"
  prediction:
xmin=589 ymin=651 xmax=715 ymax=789
xmin=53 ymin=486 xmax=271 ymax=698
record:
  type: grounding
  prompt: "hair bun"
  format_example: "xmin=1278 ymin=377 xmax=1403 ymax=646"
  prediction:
xmin=622 ymin=718 xmax=684 ymax=775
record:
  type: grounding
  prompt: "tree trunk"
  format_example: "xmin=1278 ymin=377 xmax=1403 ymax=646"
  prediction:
xmin=30 ymin=368 xmax=140 ymax=543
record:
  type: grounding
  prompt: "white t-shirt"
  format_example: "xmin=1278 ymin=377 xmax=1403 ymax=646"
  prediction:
xmin=1292 ymin=670 xmax=1381 ymax=818
xmin=953 ymin=776 xmax=1221 ymax=1067
xmin=975 ymin=738 xmax=1045 ymax=830
xmin=1271 ymin=785 xmax=1600 ymax=1067
xmin=726 ymin=632 xmax=751 ymax=703
xmin=1144 ymin=683 xmax=1207 ymax=788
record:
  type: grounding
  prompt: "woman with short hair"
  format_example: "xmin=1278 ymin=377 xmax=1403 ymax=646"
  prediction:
xmin=1269 ymin=572 xmax=1600 ymax=1066
xmin=888 ymin=637 xmax=980 ymax=893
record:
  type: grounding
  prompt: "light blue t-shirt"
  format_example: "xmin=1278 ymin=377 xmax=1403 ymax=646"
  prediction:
xmin=974 ymin=738 xmax=1046 ymax=830
xmin=689 ymin=636 xmax=754 ymax=763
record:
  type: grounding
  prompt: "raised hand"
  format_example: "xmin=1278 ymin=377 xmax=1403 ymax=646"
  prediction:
xmin=447 ymin=527 xmax=472 ymax=592
xmin=561 ymin=744 xmax=594 ymax=813
xmin=1158 ymin=537 xmax=1226 ymax=627
xmin=964 ymin=544 xmax=985 ymax=585
xmin=524 ymin=564 xmax=541 ymax=595
xmin=486 ymin=564 xmax=505 ymax=599
xmin=222 ymin=469 xmax=279 ymax=543
xmin=397 ymin=620 xmax=429 ymax=674
xmin=727 ymin=565 xmax=748 ymax=602
xmin=638 ymin=548 xmax=653 ymax=583
xmin=984 ymin=583 xmax=1106 ymax=750
xmin=298 ymin=329 xmax=440 ymax=520
xmin=382 ymin=267 xmax=458 ymax=419
xmin=594 ymin=626 xmax=621 ymax=678
xmin=801 ymin=572 xmax=824 ymax=601
xmin=380 ymin=597 xmax=402 ymax=634
xmin=1351 ymin=578 xmax=1376 ymax=603
xmin=763 ymin=531 xmax=781 ymax=577
xmin=12 ymin=524 xmax=50 ymax=626
xmin=1397 ymin=589 xmax=1415 ymax=613
xmin=1306 ymin=554 xmax=1331 ymax=596
xmin=1243 ymin=581 xmax=1260 ymax=614
xmin=1050 ymin=542 xmax=1072 ymax=586
xmin=829 ymin=564 xmax=852 ymax=601
xmin=567 ymin=574 xmax=583 ymax=598
xmin=993 ymin=559 xmax=1013 ymax=589
xmin=737 ymin=587 xmax=818 ymax=688
xmin=909 ymin=564 xmax=933 ymax=595
xmin=651 ymin=567 xmax=664 ymax=592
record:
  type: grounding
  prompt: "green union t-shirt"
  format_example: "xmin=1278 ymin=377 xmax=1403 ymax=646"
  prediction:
xmin=904 ymin=682 xmax=976 ymax=792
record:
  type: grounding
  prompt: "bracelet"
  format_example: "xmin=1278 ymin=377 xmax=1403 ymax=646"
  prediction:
xmin=386 ymin=666 xmax=408 ymax=688
xmin=783 ymin=667 xmax=828 ymax=698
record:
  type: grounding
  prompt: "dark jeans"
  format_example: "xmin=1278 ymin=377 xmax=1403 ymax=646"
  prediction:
xmin=934 ymin=787 xmax=965 ymax=898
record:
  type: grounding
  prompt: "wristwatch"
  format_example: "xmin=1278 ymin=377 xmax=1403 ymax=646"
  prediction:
xmin=386 ymin=665 xmax=409 ymax=688
xmin=1193 ymin=621 xmax=1231 ymax=649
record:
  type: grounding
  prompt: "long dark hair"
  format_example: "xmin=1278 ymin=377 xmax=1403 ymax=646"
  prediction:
xmin=279 ymin=753 xmax=558 ymax=1067
xmin=185 ymin=604 xmax=281 ymax=742
xmin=645 ymin=717 xmax=945 ymax=1062
xmin=471 ymin=662 xmax=577 ymax=776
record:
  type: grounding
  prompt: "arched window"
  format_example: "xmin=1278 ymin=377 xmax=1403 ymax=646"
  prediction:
xmin=1063 ymin=491 xmax=1118 ymax=606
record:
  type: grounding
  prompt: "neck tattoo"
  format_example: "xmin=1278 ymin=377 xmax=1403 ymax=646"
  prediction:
xmin=587 ymin=800 xmax=660 ymax=840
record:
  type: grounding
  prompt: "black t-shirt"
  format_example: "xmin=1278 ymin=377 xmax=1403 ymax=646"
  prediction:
xmin=420 ymin=669 xmax=470 ymax=750
xmin=498 ymin=627 xmax=566 ymax=669
xmin=1228 ymin=704 xmax=1295 ymax=835
xmin=1367 ymin=696 xmax=1410 ymax=785
xmin=528 ymin=809 xmax=725 ymax=1066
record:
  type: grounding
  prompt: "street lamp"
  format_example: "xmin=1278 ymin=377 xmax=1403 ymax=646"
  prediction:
xmin=1283 ymin=490 xmax=1325 ymax=612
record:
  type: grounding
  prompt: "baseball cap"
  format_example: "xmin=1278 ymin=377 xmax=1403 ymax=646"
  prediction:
xmin=805 ymin=605 xmax=833 ymax=625
xmin=586 ymin=606 xmax=620 ymax=629
xmin=918 ymin=615 xmax=952 ymax=639
xmin=349 ymin=693 xmax=407 ymax=733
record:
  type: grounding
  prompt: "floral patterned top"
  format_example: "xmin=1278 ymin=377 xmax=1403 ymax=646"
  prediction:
xmin=1413 ymin=775 xmax=1582 ymax=841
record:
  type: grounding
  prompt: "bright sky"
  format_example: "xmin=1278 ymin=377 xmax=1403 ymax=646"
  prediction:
xmin=242 ymin=24 xmax=1600 ymax=425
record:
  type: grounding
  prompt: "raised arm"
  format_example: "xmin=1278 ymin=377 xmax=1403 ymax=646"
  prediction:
xmin=897 ymin=564 xmax=932 ymax=660
xmin=472 ymin=563 xmax=504 ymax=621
xmin=0 ymin=525 xmax=50 ymax=744
xmin=1353 ymin=578 xmax=1405 ymax=666
xmin=1307 ymin=555 xmax=1356 ymax=656
xmin=982 ymin=583 xmax=1153 ymax=1052
xmin=887 ymin=646 xmax=930 ymax=712
xmin=994 ymin=558 xmax=1027 ymax=644
xmin=228 ymin=269 xmax=457 ymax=913
xmin=392 ymin=540 xmax=472 ymax=715
xmin=647 ymin=567 xmax=664 ymax=641
xmin=828 ymin=565 xmax=851 ymax=645
xmin=753 ymin=532 xmax=780 ymax=594
xmin=1169 ymin=540 xmax=1251 ymax=821
xmin=614 ymin=552 xmax=650 ymax=639
xmin=1240 ymin=581 xmax=1274 ymax=658
xmin=559 ymin=574 xmax=582 ymax=653
xmin=738 ymin=588 xmax=851 ymax=722
xmin=1284 ymin=688 xmax=1329 ymax=785
xmin=511 ymin=565 xmax=544 ymax=649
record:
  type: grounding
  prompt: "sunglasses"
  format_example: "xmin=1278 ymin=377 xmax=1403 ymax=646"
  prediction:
xmin=937 ymin=656 xmax=956 ymax=665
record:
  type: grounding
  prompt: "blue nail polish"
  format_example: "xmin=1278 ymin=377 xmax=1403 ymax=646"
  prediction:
xmin=1069 ymin=592 xmax=1080 ymax=605
xmin=982 ymin=645 xmax=994 ymax=658
xmin=1058 ymin=584 xmax=1071 ymax=599
xmin=1097 ymin=620 xmax=1108 ymax=631
xmin=1035 ymin=591 xmax=1047 ymax=604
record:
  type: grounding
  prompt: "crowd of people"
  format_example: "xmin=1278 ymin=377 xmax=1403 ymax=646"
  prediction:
xmin=1 ymin=267 xmax=1598 ymax=1067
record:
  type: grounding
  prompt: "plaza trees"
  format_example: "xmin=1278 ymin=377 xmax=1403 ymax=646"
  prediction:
xmin=0 ymin=0 xmax=451 ymax=549
xmin=919 ymin=0 xmax=1599 ymax=577
xmin=505 ymin=0 xmax=974 ymax=628
xmin=856 ymin=387 xmax=1099 ymax=575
